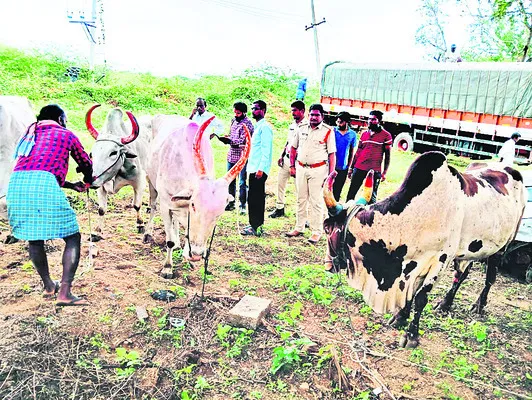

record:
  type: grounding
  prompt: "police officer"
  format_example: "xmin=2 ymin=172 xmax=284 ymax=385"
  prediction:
xmin=286 ymin=104 xmax=336 ymax=244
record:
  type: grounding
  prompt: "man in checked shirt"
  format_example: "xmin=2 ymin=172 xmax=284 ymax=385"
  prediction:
xmin=7 ymin=104 xmax=93 ymax=306
xmin=215 ymin=102 xmax=254 ymax=214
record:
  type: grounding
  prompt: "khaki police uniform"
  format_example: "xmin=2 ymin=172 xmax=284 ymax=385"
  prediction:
xmin=275 ymin=118 xmax=308 ymax=210
xmin=291 ymin=122 xmax=336 ymax=233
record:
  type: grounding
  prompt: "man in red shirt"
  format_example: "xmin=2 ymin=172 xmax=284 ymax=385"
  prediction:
xmin=346 ymin=110 xmax=392 ymax=203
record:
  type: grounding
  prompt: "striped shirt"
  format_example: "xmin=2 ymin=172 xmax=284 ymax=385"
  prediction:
xmin=14 ymin=123 xmax=93 ymax=186
xmin=227 ymin=117 xmax=254 ymax=163
xmin=353 ymin=128 xmax=392 ymax=173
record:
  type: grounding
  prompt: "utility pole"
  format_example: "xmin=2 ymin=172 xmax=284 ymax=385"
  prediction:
xmin=305 ymin=0 xmax=326 ymax=77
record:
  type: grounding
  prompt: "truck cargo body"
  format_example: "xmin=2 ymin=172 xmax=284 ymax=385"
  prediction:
xmin=320 ymin=62 xmax=532 ymax=161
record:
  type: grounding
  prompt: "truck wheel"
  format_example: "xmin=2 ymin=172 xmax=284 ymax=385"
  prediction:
xmin=393 ymin=133 xmax=413 ymax=152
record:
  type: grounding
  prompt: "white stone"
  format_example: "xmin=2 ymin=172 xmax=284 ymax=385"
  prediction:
xmin=226 ymin=295 xmax=272 ymax=329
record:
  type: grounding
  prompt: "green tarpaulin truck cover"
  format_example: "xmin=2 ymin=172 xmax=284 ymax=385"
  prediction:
xmin=321 ymin=62 xmax=532 ymax=118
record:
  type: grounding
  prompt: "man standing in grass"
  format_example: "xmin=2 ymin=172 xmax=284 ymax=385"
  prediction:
xmin=270 ymin=101 xmax=307 ymax=219
xmin=189 ymin=97 xmax=225 ymax=138
xmin=332 ymin=112 xmax=357 ymax=201
xmin=241 ymin=100 xmax=273 ymax=237
xmin=216 ymin=102 xmax=254 ymax=213
xmin=346 ymin=110 xmax=392 ymax=203
xmin=286 ymin=104 xmax=336 ymax=244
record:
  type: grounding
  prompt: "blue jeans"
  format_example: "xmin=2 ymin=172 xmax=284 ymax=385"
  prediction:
xmin=227 ymin=161 xmax=248 ymax=207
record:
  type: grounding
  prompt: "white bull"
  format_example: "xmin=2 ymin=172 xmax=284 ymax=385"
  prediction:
xmin=0 ymin=96 xmax=35 ymax=239
xmin=144 ymin=115 xmax=250 ymax=278
xmin=85 ymin=105 xmax=151 ymax=234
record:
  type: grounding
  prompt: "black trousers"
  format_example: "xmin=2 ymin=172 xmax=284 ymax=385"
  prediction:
xmin=248 ymin=172 xmax=268 ymax=229
xmin=332 ymin=168 xmax=348 ymax=201
xmin=346 ymin=168 xmax=382 ymax=204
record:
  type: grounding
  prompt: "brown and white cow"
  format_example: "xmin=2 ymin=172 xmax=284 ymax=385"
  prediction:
xmin=144 ymin=115 xmax=250 ymax=278
xmin=323 ymin=151 xmax=525 ymax=348
xmin=86 ymin=105 xmax=151 ymax=234
xmin=0 ymin=96 xmax=35 ymax=242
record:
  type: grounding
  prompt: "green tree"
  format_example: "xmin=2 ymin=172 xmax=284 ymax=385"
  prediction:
xmin=461 ymin=0 xmax=532 ymax=61
xmin=415 ymin=0 xmax=450 ymax=62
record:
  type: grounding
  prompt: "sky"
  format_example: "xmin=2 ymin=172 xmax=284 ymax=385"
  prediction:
xmin=0 ymin=0 xmax=467 ymax=79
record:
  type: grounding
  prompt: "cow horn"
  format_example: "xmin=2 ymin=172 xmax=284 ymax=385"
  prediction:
xmin=193 ymin=116 xmax=216 ymax=176
xmin=323 ymin=171 xmax=344 ymax=216
xmin=121 ymin=111 xmax=140 ymax=145
xmin=85 ymin=104 xmax=101 ymax=139
xmin=356 ymin=169 xmax=374 ymax=205
xmin=223 ymin=124 xmax=252 ymax=183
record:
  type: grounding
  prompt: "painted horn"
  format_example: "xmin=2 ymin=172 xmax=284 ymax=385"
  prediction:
xmin=193 ymin=116 xmax=216 ymax=176
xmin=323 ymin=170 xmax=344 ymax=216
xmin=121 ymin=111 xmax=140 ymax=145
xmin=223 ymin=124 xmax=252 ymax=183
xmin=355 ymin=169 xmax=374 ymax=205
xmin=85 ymin=104 xmax=101 ymax=139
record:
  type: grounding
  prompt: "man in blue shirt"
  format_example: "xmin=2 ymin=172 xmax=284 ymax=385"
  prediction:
xmin=296 ymin=78 xmax=307 ymax=100
xmin=241 ymin=100 xmax=273 ymax=237
xmin=333 ymin=112 xmax=357 ymax=201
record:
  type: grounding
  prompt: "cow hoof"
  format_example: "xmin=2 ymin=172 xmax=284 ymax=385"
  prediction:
xmin=434 ymin=300 xmax=451 ymax=313
xmin=469 ymin=303 xmax=485 ymax=315
xmin=137 ymin=225 xmax=145 ymax=234
xmin=388 ymin=314 xmax=407 ymax=328
xmin=399 ymin=334 xmax=419 ymax=348
xmin=143 ymin=234 xmax=153 ymax=244
xmin=160 ymin=267 xmax=175 ymax=279
xmin=4 ymin=235 xmax=19 ymax=245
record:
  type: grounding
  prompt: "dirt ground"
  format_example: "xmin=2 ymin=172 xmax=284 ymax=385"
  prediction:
xmin=0 ymin=186 xmax=531 ymax=400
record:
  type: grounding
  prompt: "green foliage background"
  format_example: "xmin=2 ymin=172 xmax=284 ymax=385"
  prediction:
xmin=0 ymin=45 xmax=325 ymax=180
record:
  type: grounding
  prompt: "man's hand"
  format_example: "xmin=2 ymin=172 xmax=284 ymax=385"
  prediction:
xmin=289 ymin=166 xmax=296 ymax=177
xmin=255 ymin=170 xmax=263 ymax=179
xmin=65 ymin=181 xmax=88 ymax=192
xmin=278 ymin=157 xmax=284 ymax=168
xmin=347 ymin=167 xmax=354 ymax=179
xmin=381 ymin=173 xmax=386 ymax=182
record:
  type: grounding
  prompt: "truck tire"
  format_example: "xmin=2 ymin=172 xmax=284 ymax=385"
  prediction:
xmin=393 ymin=133 xmax=413 ymax=152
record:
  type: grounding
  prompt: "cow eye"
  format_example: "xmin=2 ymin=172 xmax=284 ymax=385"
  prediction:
xmin=110 ymin=151 xmax=118 ymax=157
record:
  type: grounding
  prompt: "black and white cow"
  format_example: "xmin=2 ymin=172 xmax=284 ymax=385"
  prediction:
xmin=323 ymin=151 xmax=525 ymax=348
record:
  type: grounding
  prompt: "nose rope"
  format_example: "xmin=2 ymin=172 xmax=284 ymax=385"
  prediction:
xmin=185 ymin=207 xmax=217 ymax=302
xmin=91 ymin=138 xmax=127 ymax=184
xmin=329 ymin=204 xmax=363 ymax=272
xmin=86 ymin=189 xmax=94 ymax=269
xmin=200 ymin=225 xmax=216 ymax=301
xmin=92 ymin=152 xmax=125 ymax=184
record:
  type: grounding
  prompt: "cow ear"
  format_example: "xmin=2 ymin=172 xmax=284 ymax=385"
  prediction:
xmin=124 ymin=151 xmax=138 ymax=159
xmin=171 ymin=189 xmax=193 ymax=201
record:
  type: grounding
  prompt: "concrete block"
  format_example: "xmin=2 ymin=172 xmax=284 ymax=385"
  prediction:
xmin=226 ymin=295 xmax=272 ymax=330
xmin=136 ymin=305 xmax=149 ymax=322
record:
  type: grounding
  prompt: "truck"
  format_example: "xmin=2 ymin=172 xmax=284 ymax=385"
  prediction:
xmin=320 ymin=62 xmax=532 ymax=163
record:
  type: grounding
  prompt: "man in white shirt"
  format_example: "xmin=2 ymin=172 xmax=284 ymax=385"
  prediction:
xmin=189 ymin=97 xmax=225 ymax=137
xmin=498 ymin=132 xmax=521 ymax=166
